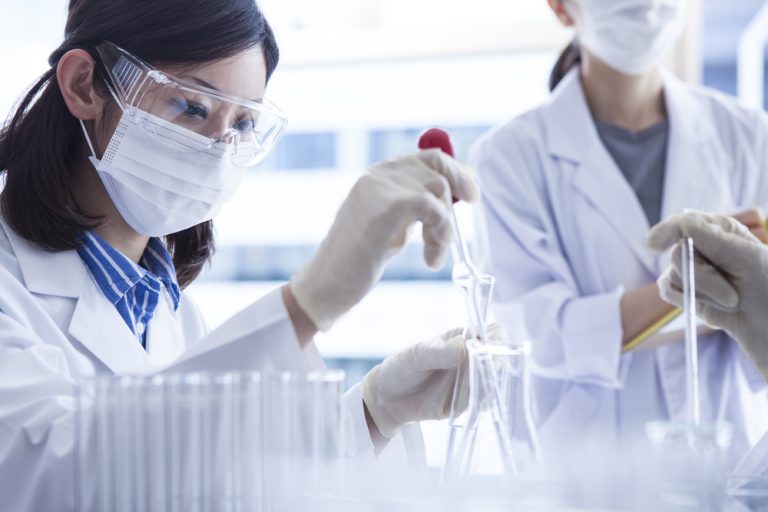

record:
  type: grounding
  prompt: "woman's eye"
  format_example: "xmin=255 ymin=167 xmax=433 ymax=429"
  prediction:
xmin=170 ymin=98 xmax=208 ymax=120
xmin=184 ymin=102 xmax=208 ymax=120
xmin=234 ymin=117 xmax=256 ymax=133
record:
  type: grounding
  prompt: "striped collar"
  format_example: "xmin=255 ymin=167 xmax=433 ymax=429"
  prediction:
xmin=76 ymin=232 xmax=181 ymax=347
xmin=77 ymin=231 xmax=181 ymax=313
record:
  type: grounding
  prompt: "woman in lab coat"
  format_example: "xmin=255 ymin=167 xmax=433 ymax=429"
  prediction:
xmin=472 ymin=0 xmax=768 ymax=467
xmin=0 ymin=0 xmax=481 ymax=509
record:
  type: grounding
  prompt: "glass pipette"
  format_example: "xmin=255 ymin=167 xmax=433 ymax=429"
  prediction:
xmin=682 ymin=237 xmax=700 ymax=425
xmin=417 ymin=129 xmax=489 ymax=340
xmin=418 ymin=129 xmax=514 ymax=479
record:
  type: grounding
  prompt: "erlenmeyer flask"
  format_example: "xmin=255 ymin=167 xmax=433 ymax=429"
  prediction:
xmin=461 ymin=340 xmax=539 ymax=479
xmin=444 ymin=305 xmax=540 ymax=482
xmin=443 ymin=273 xmax=495 ymax=479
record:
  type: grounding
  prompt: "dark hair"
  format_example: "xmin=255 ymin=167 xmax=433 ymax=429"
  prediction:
xmin=0 ymin=0 xmax=279 ymax=289
xmin=549 ymin=39 xmax=581 ymax=92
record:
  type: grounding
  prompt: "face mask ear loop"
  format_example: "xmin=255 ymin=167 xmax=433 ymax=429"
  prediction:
xmin=79 ymin=119 xmax=98 ymax=159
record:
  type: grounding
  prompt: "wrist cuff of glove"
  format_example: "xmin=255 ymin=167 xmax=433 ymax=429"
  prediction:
xmin=361 ymin=367 xmax=401 ymax=439
xmin=289 ymin=271 xmax=335 ymax=332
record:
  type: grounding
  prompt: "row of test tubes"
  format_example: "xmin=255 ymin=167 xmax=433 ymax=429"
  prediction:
xmin=75 ymin=371 xmax=346 ymax=512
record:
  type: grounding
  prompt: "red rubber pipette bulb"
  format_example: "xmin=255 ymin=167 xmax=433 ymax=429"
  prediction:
xmin=418 ymin=128 xmax=459 ymax=203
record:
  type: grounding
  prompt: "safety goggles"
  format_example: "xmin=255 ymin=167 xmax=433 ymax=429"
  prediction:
xmin=93 ymin=41 xmax=287 ymax=167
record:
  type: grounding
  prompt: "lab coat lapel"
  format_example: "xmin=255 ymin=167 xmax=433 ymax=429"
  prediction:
xmin=68 ymin=282 xmax=153 ymax=373
xmin=543 ymin=69 xmax=657 ymax=274
xmin=1 ymin=219 xmax=153 ymax=373
xmin=144 ymin=294 xmax=185 ymax=367
xmin=659 ymin=72 xmax=726 ymax=222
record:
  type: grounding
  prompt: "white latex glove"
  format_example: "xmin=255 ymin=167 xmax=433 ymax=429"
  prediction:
xmin=647 ymin=210 xmax=768 ymax=373
xmin=290 ymin=150 xmax=479 ymax=331
xmin=362 ymin=323 xmax=506 ymax=439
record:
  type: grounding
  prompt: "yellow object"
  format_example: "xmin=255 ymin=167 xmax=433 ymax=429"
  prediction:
xmin=625 ymin=215 xmax=768 ymax=353
xmin=622 ymin=308 xmax=682 ymax=353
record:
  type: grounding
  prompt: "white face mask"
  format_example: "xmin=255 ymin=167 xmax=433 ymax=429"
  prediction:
xmin=81 ymin=107 xmax=246 ymax=237
xmin=565 ymin=0 xmax=686 ymax=76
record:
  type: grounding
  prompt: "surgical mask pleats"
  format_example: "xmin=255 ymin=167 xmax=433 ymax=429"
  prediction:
xmin=566 ymin=0 xmax=686 ymax=75
xmin=83 ymin=107 xmax=245 ymax=236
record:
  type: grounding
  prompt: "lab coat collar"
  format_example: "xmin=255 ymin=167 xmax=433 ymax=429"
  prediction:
xmin=658 ymin=71 xmax=725 ymax=223
xmin=543 ymin=68 xmax=715 ymax=161
xmin=543 ymin=67 xmax=595 ymax=164
xmin=661 ymin=69 xmax=716 ymax=145
xmin=1 ymin=217 xmax=87 ymax=299
xmin=542 ymin=68 xmax=723 ymax=276
xmin=542 ymin=67 xmax=657 ymax=274
xmin=0 ymin=218 xmax=153 ymax=373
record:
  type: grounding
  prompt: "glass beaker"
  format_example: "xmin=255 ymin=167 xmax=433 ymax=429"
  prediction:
xmin=445 ymin=336 xmax=540 ymax=482
xmin=644 ymin=421 xmax=733 ymax=510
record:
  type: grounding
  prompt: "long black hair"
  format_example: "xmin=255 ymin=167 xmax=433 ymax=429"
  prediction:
xmin=0 ymin=0 xmax=279 ymax=288
xmin=549 ymin=39 xmax=581 ymax=92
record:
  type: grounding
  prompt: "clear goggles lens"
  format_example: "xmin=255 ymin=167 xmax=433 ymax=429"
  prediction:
xmin=94 ymin=42 xmax=287 ymax=167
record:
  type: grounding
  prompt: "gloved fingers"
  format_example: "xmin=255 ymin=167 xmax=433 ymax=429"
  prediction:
xmin=410 ymin=330 xmax=466 ymax=371
xmin=441 ymin=326 xmax=466 ymax=342
xmin=657 ymin=268 xmax=684 ymax=308
xmin=648 ymin=211 xmax=761 ymax=276
xmin=731 ymin=207 xmax=764 ymax=227
xmin=485 ymin=322 xmax=508 ymax=342
xmin=698 ymin=302 xmax=733 ymax=332
xmin=701 ymin=303 xmax=768 ymax=373
xmin=749 ymin=225 xmax=768 ymax=244
xmin=422 ymin=172 xmax=453 ymax=205
xmin=647 ymin=211 xmax=754 ymax=253
xmin=669 ymin=242 xmax=739 ymax=310
xmin=416 ymin=149 xmax=480 ymax=203
xmin=647 ymin=210 xmax=706 ymax=252
xmin=730 ymin=207 xmax=766 ymax=243
xmin=419 ymin=194 xmax=452 ymax=267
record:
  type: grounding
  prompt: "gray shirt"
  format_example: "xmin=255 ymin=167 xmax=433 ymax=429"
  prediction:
xmin=597 ymin=120 xmax=671 ymax=437
xmin=596 ymin=119 xmax=669 ymax=227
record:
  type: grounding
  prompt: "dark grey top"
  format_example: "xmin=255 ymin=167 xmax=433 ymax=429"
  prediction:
xmin=596 ymin=119 xmax=669 ymax=227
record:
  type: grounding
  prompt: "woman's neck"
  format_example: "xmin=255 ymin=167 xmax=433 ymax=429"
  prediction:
xmin=74 ymin=155 xmax=149 ymax=264
xmin=580 ymin=48 xmax=667 ymax=132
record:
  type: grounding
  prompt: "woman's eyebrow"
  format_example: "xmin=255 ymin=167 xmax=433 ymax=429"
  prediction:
xmin=185 ymin=76 xmax=263 ymax=103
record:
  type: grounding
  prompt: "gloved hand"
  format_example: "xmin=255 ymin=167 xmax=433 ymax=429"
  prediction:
xmin=290 ymin=150 xmax=479 ymax=331
xmin=647 ymin=210 xmax=768 ymax=373
xmin=362 ymin=323 xmax=506 ymax=439
xmin=731 ymin=208 xmax=768 ymax=243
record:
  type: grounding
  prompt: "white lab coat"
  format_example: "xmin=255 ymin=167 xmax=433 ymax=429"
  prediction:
xmin=472 ymin=67 xmax=768 ymax=468
xmin=0 ymin=215 xmax=422 ymax=511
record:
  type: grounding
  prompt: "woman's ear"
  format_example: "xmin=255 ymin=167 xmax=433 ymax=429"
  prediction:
xmin=548 ymin=0 xmax=575 ymax=27
xmin=56 ymin=49 xmax=106 ymax=121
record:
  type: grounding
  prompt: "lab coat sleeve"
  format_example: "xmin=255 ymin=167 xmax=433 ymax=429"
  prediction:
xmin=0 ymin=294 xmax=79 ymax=511
xmin=471 ymin=134 xmax=624 ymax=388
xmin=163 ymin=286 xmax=324 ymax=374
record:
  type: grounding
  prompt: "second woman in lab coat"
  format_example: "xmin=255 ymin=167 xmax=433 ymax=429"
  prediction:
xmin=472 ymin=0 xmax=768 ymax=467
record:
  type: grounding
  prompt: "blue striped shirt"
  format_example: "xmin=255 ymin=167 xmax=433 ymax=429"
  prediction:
xmin=77 ymin=232 xmax=181 ymax=347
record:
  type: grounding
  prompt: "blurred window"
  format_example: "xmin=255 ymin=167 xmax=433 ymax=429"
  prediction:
xmin=255 ymin=132 xmax=337 ymax=171
xmin=368 ymin=125 xmax=491 ymax=165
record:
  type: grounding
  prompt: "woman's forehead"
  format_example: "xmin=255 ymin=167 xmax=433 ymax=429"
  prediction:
xmin=165 ymin=47 xmax=268 ymax=102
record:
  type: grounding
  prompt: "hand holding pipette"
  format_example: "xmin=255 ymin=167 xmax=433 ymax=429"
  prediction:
xmin=418 ymin=128 xmax=516 ymax=480
xmin=418 ymin=129 xmax=490 ymax=342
